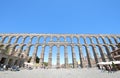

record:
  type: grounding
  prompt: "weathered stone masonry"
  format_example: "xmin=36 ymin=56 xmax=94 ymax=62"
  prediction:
xmin=0 ymin=33 xmax=119 ymax=68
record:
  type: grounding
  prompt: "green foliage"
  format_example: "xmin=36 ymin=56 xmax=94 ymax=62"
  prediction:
xmin=43 ymin=62 xmax=48 ymax=66
xmin=36 ymin=56 xmax=40 ymax=63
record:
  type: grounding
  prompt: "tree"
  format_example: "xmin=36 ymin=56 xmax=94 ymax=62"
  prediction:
xmin=43 ymin=62 xmax=48 ymax=66
xmin=36 ymin=56 xmax=40 ymax=63
xmin=0 ymin=44 xmax=10 ymax=54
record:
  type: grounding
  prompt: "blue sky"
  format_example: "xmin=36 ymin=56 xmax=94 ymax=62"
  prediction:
xmin=0 ymin=0 xmax=120 ymax=34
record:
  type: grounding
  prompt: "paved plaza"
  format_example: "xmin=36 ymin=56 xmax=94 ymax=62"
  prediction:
xmin=0 ymin=68 xmax=120 ymax=78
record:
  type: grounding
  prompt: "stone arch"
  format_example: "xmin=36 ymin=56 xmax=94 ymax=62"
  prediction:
xmin=39 ymin=36 xmax=45 ymax=44
xmin=89 ymin=45 xmax=99 ymax=64
xmin=10 ymin=36 xmax=16 ymax=44
xmin=85 ymin=37 xmax=91 ymax=44
xmin=3 ymin=36 xmax=9 ymax=43
xmin=45 ymin=36 xmax=51 ymax=43
xmin=96 ymin=45 xmax=106 ymax=62
xmin=59 ymin=36 xmax=65 ymax=42
xmin=104 ymin=36 xmax=111 ymax=44
xmin=72 ymin=36 xmax=79 ymax=44
xmin=31 ymin=36 xmax=38 ymax=44
xmin=52 ymin=36 xmax=58 ymax=42
xmin=79 ymin=36 xmax=85 ymax=44
xmin=109 ymin=44 xmax=116 ymax=50
xmin=21 ymin=44 xmax=27 ymax=52
xmin=92 ymin=36 xmax=98 ymax=44
xmin=66 ymin=36 xmax=72 ymax=43
xmin=28 ymin=45 xmax=35 ymax=57
xmin=24 ymin=36 xmax=30 ymax=44
xmin=110 ymin=37 xmax=117 ymax=44
xmin=98 ymin=36 xmax=105 ymax=44
xmin=17 ymin=36 xmax=23 ymax=44
xmin=103 ymin=45 xmax=113 ymax=61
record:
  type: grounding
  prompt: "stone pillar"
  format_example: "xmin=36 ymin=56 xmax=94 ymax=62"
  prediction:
xmin=8 ymin=46 xmax=14 ymax=55
xmin=85 ymin=46 xmax=92 ymax=67
xmin=1 ymin=37 xmax=6 ymax=43
xmin=92 ymin=46 xmax=99 ymax=64
xmin=78 ymin=46 xmax=84 ymax=68
xmin=48 ymin=46 xmax=52 ymax=68
xmin=71 ymin=46 xmax=77 ymax=68
xmin=105 ymin=46 xmax=113 ymax=61
xmin=57 ymin=46 xmax=60 ymax=68
xmin=96 ymin=37 xmax=100 ymax=44
xmin=39 ymin=46 xmax=45 ymax=66
xmin=29 ymin=37 xmax=32 ymax=43
xmin=99 ymin=45 xmax=106 ymax=62
xmin=30 ymin=46 xmax=38 ymax=63
xmin=90 ymin=37 xmax=93 ymax=44
xmin=101 ymin=37 xmax=106 ymax=44
xmin=7 ymin=37 xmax=12 ymax=43
xmin=14 ymin=37 xmax=19 ymax=43
xmin=114 ymin=37 xmax=118 ymax=43
xmin=4 ymin=58 xmax=9 ymax=65
xmin=83 ymin=37 xmax=87 ymax=44
xmin=14 ymin=46 xmax=22 ymax=57
xmin=108 ymin=37 xmax=112 ymax=44
xmin=64 ymin=46 xmax=68 ymax=68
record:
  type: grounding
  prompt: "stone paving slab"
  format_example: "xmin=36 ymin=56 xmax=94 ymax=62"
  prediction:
xmin=0 ymin=68 xmax=120 ymax=78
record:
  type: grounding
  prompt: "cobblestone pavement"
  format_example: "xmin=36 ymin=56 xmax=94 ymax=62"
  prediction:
xmin=0 ymin=68 xmax=120 ymax=78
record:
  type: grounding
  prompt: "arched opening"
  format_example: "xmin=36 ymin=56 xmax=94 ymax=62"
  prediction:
xmin=22 ymin=45 xmax=27 ymax=53
xmin=3 ymin=36 xmax=9 ymax=43
xmin=82 ymin=46 xmax=88 ymax=67
xmin=52 ymin=46 xmax=57 ymax=67
xmin=52 ymin=37 xmax=58 ymax=42
xmin=60 ymin=46 xmax=64 ymax=67
xmin=79 ymin=37 xmax=85 ymax=44
xmin=44 ymin=46 xmax=49 ymax=64
xmin=66 ymin=36 xmax=71 ymax=43
xmin=10 ymin=37 xmax=16 ymax=44
xmin=59 ymin=37 xmax=65 ymax=42
xmin=74 ymin=46 xmax=80 ymax=67
xmin=31 ymin=36 xmax=38 ymax=44
xmin=17 ymin=36 xmax=23 ymax=44
xmin=72 ymin=37 xmax=78 ymax=44
xmin=92 ymin=37 xmax=98 ymax=44
xmin=45 ymin=37 xmax=50 ymax=43
xmin=36 ymin=46 xmax=42 ymax=58
xmin=67 ymin=46 xmax=72 ymax=68
xmin=96 ymin=45 xmax=106 ymax=62
xmin=28 ymin=45 xmax=35 ymax=57
xmin=98 ymin=37 xmax=104 ymax=44
xmin=86 ymin=37 xmax=91 ymax=44
xmin=39 ymin=36 xmax=44 ymax=44
xmin=110 ymin=37 xmax=116 ymax=44
xmin=104 ymin=37 xmax=110 ymax=44
xmin=24 ymin=36 xmax=30 ymax=44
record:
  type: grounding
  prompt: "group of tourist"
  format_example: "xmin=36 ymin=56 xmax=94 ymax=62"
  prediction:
xmin=97 ymin=63 xmax=120 ymax=73
xmin=0 ymin=63 xmax=20 ymax=71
